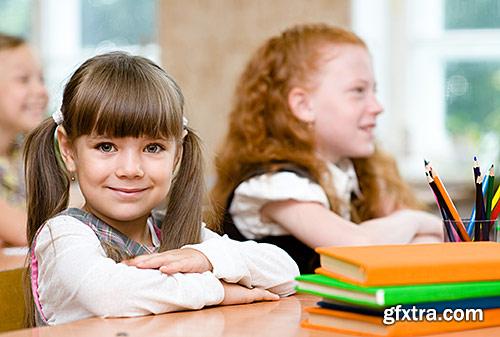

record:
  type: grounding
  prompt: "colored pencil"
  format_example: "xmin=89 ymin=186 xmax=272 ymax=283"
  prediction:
xmin=473 ymin=156 xmax=481 ymax=181
xmin=492 ymin=184 xmax=500 ymax=211
xmin=485 ymin=165 xmax=495 ymax=239
xmin=492 ymin=202 xmax=500 ymax=242
xmin=424 ymin=159 xmax=432 ymax=177
xmin=492 ymin=202 xmax=500 ymax=222
xmin=428 ymin=164 xmax=470 ymax=241
xmin=486 ymin=165 xmax=495 ymax=220
xmin=467 ymin=173 xmax=490 ymax=236
xmin=426 ymin=173 xmax=458 ymax=241
xmin=475 ymin=175 xmax=487 ymax=241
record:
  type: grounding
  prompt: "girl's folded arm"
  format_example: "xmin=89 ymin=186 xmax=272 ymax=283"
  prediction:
xmin=260 ymin=200 xmax=443 ymax=248
xmin=35 ymin=216 xmax=224 ymax=320
xmin=182 ymin=226 xmax=300 ymax=297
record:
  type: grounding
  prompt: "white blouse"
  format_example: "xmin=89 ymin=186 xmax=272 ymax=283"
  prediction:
xmin=35 ymin=215 xmax=299 ymax=325
xmin=229 ymin=159 xmax=361 ymax=239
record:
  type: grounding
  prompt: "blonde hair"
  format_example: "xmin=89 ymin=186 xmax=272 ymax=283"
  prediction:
xmin=24 ymin=52 xmax=205 ymax=326
xmin=209 ymin=23 xmax=421 ymax=229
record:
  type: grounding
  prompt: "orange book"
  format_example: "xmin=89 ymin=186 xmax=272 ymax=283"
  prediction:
xmin=302 ymin=307 xmax=500 ymax=337
xmin=315 ymin=242 xmax=500 ymax=286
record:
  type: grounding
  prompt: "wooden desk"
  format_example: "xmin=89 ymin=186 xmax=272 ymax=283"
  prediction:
xmin=0 ymin=295 xmax=324 ymax=337
xmin=0 ymin=249 xmax=26 ymax=272
xmin=1 ymin=294 xmax=500 ymax=337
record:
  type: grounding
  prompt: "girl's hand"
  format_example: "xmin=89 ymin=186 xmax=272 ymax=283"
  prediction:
xmin=391 ymin=209 xmax=444 ymax=241
xmin=411 ymin=233 xmax=443 ymax=243
xmin=123 ymin=248 xmax=213 ymax=274
xmin=220 ymin=281 xmax=279 ymax=305
xmin=406 ymin=210 xmax=444 ymax=236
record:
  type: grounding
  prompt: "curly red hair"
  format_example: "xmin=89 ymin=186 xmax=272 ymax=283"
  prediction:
xmin=208 ymin=24 xmax=421 ymax=229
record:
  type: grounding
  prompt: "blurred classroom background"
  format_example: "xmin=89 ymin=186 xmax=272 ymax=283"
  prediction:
xmin=1 ymin=0 xmax=500 ymax=214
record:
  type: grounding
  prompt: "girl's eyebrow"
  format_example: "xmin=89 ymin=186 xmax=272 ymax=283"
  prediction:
xmin=85 ymin=135 xmax=113 ymax=143
xmin=349 ymin=78 xmax=377 ymax=87
xmin=351 ymin=78 xmax=370 ymax=84
xmin=145 ymin=137 xmax=171 ymax=143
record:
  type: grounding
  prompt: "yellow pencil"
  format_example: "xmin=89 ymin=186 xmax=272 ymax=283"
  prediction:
xmin=492 ymin=184 xmax=500 ymax=210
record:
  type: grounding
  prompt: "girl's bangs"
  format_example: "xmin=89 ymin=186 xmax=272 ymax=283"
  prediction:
xmin=73 ymin=57 xmax=183 ymax=141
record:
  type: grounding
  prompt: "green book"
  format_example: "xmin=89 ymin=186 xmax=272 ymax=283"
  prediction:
xmin=296 ymin=274 xmax=500 ymax=307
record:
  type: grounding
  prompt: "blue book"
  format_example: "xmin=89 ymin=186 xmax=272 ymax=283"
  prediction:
xmin=317 ymin=296 xmax=500 ymax=315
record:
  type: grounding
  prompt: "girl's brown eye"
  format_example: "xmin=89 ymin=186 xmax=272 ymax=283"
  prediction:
xmin=144 ymin=144 xmax=163 ymax=153
xmin=97 ymin=143 xmax=115 ymax=152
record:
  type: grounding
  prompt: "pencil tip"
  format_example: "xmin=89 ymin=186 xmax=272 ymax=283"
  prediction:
xmin=474 ymin=155 xmax=478 ymax=161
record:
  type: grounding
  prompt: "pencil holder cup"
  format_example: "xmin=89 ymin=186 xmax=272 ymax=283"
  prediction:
xmin=443 ymin=219 xmax=499 ymax=242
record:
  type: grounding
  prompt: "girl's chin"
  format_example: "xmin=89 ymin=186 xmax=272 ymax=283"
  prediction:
xmin=350 ymin=144 xmax=376 ymax=158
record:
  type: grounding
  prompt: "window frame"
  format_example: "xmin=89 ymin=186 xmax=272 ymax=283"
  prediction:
xmin=352 ymin=0 xmax=500 ymax=182
xmin=34 ymin=0 xmax=160 ymax=113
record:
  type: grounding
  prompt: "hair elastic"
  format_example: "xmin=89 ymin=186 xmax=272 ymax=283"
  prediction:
xmin=52 ymin=109 xmax=64 ymax=125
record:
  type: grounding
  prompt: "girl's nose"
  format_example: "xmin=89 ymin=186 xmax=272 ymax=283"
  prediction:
xmin=115 ymin=151 xmax=144 ymax=178
xmin=369 ymin=94 xmax=384 ymax=116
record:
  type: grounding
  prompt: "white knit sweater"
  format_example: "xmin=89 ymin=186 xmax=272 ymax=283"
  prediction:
xmin=34 ymin=215 xmax=299 ymax=325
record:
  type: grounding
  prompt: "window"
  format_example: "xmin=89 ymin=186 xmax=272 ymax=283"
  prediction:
xmin=0 ymin=0 xmax=32 ymax=37
xmin=1 ymin=0 xmax=159 ymax=113
xmin=352 ymin=0 xmax=500 ymax=182
xmin=81 ymin=0 xmax=157 ymax=47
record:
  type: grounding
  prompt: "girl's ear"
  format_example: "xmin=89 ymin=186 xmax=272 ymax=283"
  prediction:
xmin=288 ymin=87 xmax=315 ymax=123
xmin=56 ymin=127 xmax=77 ymax=172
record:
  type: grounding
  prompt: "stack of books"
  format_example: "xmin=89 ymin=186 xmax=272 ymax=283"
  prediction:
xmin=296 ymin=242 xmax=500 ymax=336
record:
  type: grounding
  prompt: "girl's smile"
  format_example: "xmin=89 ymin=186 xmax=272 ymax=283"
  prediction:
xmin=59 ymin=133 xmax=179 ymax=239
xmin=359 ymin=122 xmax=377 ymax=138
xmin=108 ymin=186 xmax=150 ymax=200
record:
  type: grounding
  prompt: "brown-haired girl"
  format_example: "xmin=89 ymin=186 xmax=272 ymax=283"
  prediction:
xmin=24 ymin=52 xmax=298 ymax=326
xmin=209 ymin=24 xmax=443 ymax=274
xmin=0 ymin=33 xmax=48 ymax=247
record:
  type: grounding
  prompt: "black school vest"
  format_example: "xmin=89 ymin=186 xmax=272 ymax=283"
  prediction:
xmin=222 ymin=164 xmax=328 ymax=274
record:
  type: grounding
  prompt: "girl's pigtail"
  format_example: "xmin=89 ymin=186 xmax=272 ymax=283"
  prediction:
xmin=160 ymin=128 xmax=204 ymax=251
xmin=23 ymin=117 xmax=70 ymax=327
xmin=24 ymin=118 xmax=70 ymax=245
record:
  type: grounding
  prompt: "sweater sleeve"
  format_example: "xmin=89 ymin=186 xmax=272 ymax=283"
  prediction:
xmin=35 ymin=215 xmax=224 ymax=325
xmin=183 ymin=226 xmax=299 ymax=297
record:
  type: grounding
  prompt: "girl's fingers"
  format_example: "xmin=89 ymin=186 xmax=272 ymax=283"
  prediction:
xmin=122 ymin=254 xmax=154 ymax=266
xmin=159 ymin=261 xmax=186 ymax=274
xmin=125 ymin=253 xmax=172 ymax=268
xmin=123 ymin=254 xmax=158 ymax=266
xmin=136 ymin=255 xmax=179 ymax=268
xmin=255 ymin=289 xmax=280 ymax=301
